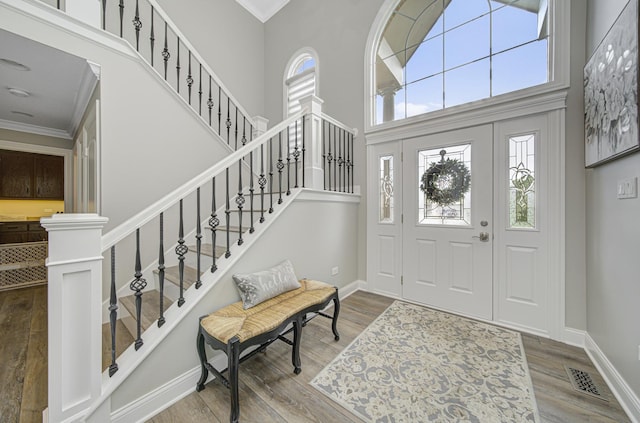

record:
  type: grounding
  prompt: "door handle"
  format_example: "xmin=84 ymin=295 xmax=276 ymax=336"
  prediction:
xmin=473 ymin=232 xmax=490 ymax=242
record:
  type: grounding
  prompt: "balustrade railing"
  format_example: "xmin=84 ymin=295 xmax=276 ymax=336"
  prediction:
xmin=46 ymin=0 xmax=254 ymax=149
xmin=322 ymin=115 xmax=355 ymax=193
xmin=103 ymin=111 xmax=307 ymax=377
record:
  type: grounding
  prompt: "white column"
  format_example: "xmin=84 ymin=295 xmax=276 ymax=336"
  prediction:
xmin=378 ymin=87 xmax=398 ymax=123
xmin=298 ymin=95 xmax=324 ymax=190
xmin=41 ymin=214 xmax=108 ymax=423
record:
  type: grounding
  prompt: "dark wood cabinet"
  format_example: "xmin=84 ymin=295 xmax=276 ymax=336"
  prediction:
xmin=0 ymin=150 xmax=33 ymax=198
xmin=0 ymin=150 xmax=64 ymax=200
xmin=35 ymin=155 xmax=64 ymax=199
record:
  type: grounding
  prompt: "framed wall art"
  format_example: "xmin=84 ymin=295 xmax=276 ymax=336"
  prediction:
xmin=584 ymin=0 xmax=639 ymax=167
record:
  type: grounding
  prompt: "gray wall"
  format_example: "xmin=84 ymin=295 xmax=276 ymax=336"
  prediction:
xmin=264 ymin=0 xmax=386 ymax=281
xmin=264 ymin=0 xmax=590 ymax=331
xmin=111 ymin=194 xmax=360 ymax=410
xmin=156 ymin=0 xmax=265 ymax=118
xmin=586 ymin=0 xmax=640 ymax=399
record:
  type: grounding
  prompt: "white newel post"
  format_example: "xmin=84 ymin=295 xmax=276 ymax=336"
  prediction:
xmin=41 ymin=214 xmax=109 ymax=423
xmin=252 ymin=116 xmax=269 ymax=139
xmin=299 ymin=95 xmax=324 ymax=190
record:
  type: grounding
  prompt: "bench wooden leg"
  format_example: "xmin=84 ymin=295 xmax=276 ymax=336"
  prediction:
xmin=228 ymin=336 xmax=241 ymax=423
xmin=331 ymin=293 xmax=341 ymax=341
xmin=292 ymin=316 xmax=302 ymax=374
xmin=195 ymin=329 xmax=208 ymax=392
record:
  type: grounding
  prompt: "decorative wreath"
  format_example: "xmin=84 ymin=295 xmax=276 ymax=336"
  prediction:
xmin=420 ymin=158 xmax=471 ymax=206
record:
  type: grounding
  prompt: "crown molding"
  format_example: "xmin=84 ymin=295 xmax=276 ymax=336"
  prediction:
xmin=0 ymin=118 xmax=71 ymax=139
xmin=68 ymin=61 xmax=100 ymax=139
xmin=235 ymin=0 xmax=289 ymax=23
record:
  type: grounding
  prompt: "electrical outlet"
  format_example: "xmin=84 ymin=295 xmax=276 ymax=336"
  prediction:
xmin=331 ymin=266 xmax=339 ymax=276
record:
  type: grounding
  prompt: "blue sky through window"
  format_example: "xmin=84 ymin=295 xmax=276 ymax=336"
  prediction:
xmin=377 ymin=0 xmax=549 ymax=124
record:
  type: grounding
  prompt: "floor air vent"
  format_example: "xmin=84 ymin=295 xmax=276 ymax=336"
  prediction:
xmin=565 ymin=366 xmax=607 ymax=401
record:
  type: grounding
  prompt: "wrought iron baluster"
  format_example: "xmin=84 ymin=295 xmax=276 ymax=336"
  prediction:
xmin=286 ymin=126 xmax=291 ymax=195
xmin=236 ymin=160 xmax=244 ymax=246
xmin=150 ymin=6 xmax=155 ymax=66
xmin=119 ymin=0 xmax=124 ymax=38
xmin=133 ymin=0 xmax=142 ymax=51
xmin=226 ymin=97 xmax=232 ymax=145
xmin=322 ymin=120 xmax=326 ymax=190
xmin=157 ymin=213 xmax=166 ymax=327
xmin=249 ymin=148 xmax=255 ymax=233
xmin=207 ymin=76 xmax=213 ymax=126
xmin=259 ymin=144 xmax=266 ymax=223
xmin=302 ymin=116 xmax=306 ymax=188
xmin=109 ymin=246 xmax=118 ymax=376
xmin=102 ymin=0 xmax=107 ymax=30
xmin=234 ymin=107 xmax=239 ymax=150
xmin=175 ymin=200 xmax=187 ymax=307
xmin=350 ymin=131 xmax=355 ymax=193
xmin=176 ymin=38 xmax=181 ymax=94
xmin=242 ymin=117 xmax=247 ymax=147
xmin=162 ymin=22 xmax=169 ymax=80
xmin=209 ymin=177 xmax=219 ymax=273
xmin=327 ymin=123 xmax=333 ymax=191
xmin=293 ymin=120 xmax=300 ymax=189
xmin=57 ymin=0 xmax=60 ymax=9
xmin=269 ymin=137 xmax=274 ymax=213
xmin=195 ymin=188 xmax=202 ymax=289
xmin=225 ymin=169 xmax=231 ymax=258
xmin=198 ymin=64 xmax=203 ymax=115
xmin=338 ymin=129 xmax=344 ymax=192
xmin=333 ymin=125 xmax=338 ymax=191
xmin=277 ymin=133 xmax=284 ymax=204
xmin=187 ymin=52 xmax=194 ymax=104
xmin=218 ymin=87 xmax=222 ymax=135
xmin=131 ymin=228 xmax=147 ymax=351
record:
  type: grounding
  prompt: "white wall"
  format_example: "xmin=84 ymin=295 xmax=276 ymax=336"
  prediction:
xmin=586 ymin=0 xmax=640 ymax=400
xmin=0 ymin=1 xmax=233 ymax=231
xmin=264 ymin=0 xmax=386 ymax=281
xmin=156 ymin=0 xmax=265 ymax=118
xmin=110 ymin=193 xmax=360 ymax=411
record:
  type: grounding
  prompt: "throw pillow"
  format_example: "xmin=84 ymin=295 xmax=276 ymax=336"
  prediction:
xmin=232 ymin=259 xmax=301 ymax=309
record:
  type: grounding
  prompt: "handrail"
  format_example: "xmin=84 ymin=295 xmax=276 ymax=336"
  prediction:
xmin=101 ymin=108 xmax=308 ymax=251
xmin=321 ymin=112 xmax=358 ymax=137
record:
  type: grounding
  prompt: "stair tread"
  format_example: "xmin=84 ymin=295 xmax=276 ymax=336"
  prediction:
xmin=161 ymin=265 xmax=197 ymax=289
xmin=119 ymin=290 xmax=173 ymax=332
xmin=190 ymin=243 xmax=226 ymax=258
xmin=101 ymin=320 xmax=134 ymax=372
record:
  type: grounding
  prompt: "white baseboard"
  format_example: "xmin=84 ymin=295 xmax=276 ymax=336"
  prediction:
xmin=562 ymin=327 xmax=585 ymax=348
xmin=585 ymin=334 xmax=640 ymax=423
xmin=111 ymin=353 xmax=226 ymax=423
xmin=338 ymin=279 xmax=366 ymax=299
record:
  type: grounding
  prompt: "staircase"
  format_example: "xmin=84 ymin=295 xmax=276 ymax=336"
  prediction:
xmin=0 ymin=0 xmax=359 ymax=422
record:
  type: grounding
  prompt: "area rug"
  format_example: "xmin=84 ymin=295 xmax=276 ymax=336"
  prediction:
xmin=310 ymin=301 xmax=539 ymax=422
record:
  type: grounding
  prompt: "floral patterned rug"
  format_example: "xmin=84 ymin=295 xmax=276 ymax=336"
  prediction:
xmin=310 ymin=301 xmax=539 ymax=422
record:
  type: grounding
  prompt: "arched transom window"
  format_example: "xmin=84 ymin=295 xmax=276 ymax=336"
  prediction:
xmin=375 ymin=0 xmax=549 ymax=124
xmin=285 ymin=51 xmax=317 ymax=117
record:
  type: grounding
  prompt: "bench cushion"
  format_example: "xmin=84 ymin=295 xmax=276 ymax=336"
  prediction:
xmin=200 ymin=279 xmax=335 ymax=343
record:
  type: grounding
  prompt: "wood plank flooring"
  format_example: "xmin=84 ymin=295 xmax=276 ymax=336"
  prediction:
xmin=0 ymin=287 xmax=631 ymax=422
xmin=0 ymin=285 xmax=47 ymax=423
xmin=149 ymin=291 xmax=631 ymax=423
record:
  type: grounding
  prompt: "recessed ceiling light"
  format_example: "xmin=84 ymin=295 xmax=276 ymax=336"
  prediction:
xmin=8 ymin=88 xmax=30 ymax=98
xmin=0 ymin=58 xmax=31 ymax=71
xmin=11 ymin=111 xmax=34 ymax=118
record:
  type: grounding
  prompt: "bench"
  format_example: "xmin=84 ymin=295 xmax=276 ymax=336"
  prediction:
xmin=196 ymin=278 xmax=340 ymax=423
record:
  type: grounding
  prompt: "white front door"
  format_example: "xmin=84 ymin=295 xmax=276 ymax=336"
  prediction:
xmin=402 ymin=125 xmax=493 ymax=320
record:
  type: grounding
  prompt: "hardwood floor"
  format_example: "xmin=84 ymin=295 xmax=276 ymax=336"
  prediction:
xmin=150 ymin=291 xmax=631 ymax=423
xmin=0 ymin=287 xmax=630 ymax=422
xmin=0 ymin=285 xmax=47 ymax=423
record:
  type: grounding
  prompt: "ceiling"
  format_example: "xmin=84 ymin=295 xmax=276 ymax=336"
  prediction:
xmin=235 ymin=0 xmax=290 ymax=23
xmin=0 ymin=28 xmax=97 ymax=141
